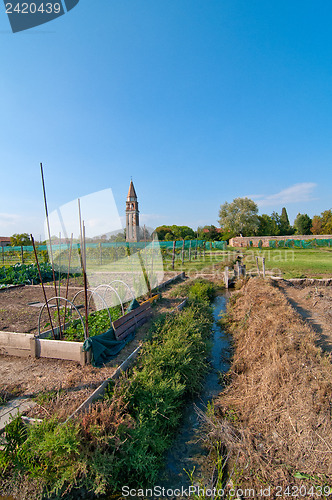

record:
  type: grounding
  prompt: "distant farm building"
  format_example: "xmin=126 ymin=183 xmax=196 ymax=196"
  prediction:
xmin=0 ymin=237 xmax=11 ymax=247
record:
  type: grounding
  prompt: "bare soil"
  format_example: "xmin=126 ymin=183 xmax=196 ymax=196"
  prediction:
xmin=0 ymin=283 xmax=86 ymax=334
xmin=0 ymin=272 xmax=180 ymax=334
xmin=0 ymin=278 xmax=186 ymax=420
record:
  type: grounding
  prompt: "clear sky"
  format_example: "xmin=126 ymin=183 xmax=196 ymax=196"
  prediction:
xmin=1 ymin=0 xmax=332 ymax=237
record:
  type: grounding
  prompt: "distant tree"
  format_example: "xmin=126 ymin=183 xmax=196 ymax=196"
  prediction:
xmin=154 ymin=225 xmax=195 ymax=241
xmin=257 ymin=214 xmax=273 ymax=236
xmin=280 ymin=207 xmax=294 ymax=235
xmin=170 ymin=225 xmax=196 ymax=240
xmin=10 ymin=233 xmax=31 ymax=246
xmin=218 ymin=197 xmax=259 ymax=236
xmin=320 ymin=209 xmax=332 ymax=234
xmin=197 ymin=225 xmax=222 ymax=241
xmin=294 ymin=213 xmax=312 ymax=235
xmin=165 ymin=232 xmax=173 ymax=241
xmin=311 ymin=215 xmax=323 ymax=235
xmin=109 ymin=230 xmax=126 ymax=242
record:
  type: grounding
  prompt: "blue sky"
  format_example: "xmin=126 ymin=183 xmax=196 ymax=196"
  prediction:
xmin=1 ymin=0 xmax=332 ymax=237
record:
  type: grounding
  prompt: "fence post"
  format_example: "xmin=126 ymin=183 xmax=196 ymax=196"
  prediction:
xmin=224 ymin=266 xmax=229 ymax=289
xmin=262 ymin=257 xmax=266 ymax=278
xmin=203 ymin=241 xmax=206 ymax=259
xmin=172 ymin=240 xmax=176 ymax=270
xmin=256 ymin=256 xmax=260 ymax=277
xmin=99 ymin=242 xmax=102 ymax=265
xmin=181 ymin=240 xmax=185 ymax=266
xmin=189 ymin=240 xmax=192 ymax=261
xmin=2 ymin=245 xmax=4 ymax=265
xmin=21 ymin=246 xmax=24 ymax=264
xmin=194 ymin=239 xmax=198 ymax=260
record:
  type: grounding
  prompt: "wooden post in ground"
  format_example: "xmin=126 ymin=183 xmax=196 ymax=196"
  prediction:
xmin=235 ymin=260 xmax=240 ymax=278
xmin=99 ymin=242 xmax=102 ymax=265
xmin=224 ymin=266 xmax=229 ymax=289
xmin=21 ymin=246 xmax=24 ymax=264
xmin=194 ymin=239 xmax=198 ymax=259
xmin=256 ymin=256 xmax=261 ymax=277
xmin=181 ymin=239 xmax=185 ymax=266
xmin=189 ymin=240 xmax=192 ymax=261
xmin=203 ymin=241 xmax=206 ymax=259
xmin=2 ymin=246 xmax=4 ymax=265
xmin=262 ymin=257 xmax=266 ymax=278
xmin=172 ymin=240 xmax=176 ymax=270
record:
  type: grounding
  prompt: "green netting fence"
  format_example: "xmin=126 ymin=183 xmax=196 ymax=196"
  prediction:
xmin=0 ymin=239 xmax=227 ymax=266
xmin=269 ymin=239 xmax=332 ymax=249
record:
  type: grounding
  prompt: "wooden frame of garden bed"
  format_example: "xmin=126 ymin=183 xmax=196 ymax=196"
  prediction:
xmin=0 ymin=272 xmax=186 ymax=365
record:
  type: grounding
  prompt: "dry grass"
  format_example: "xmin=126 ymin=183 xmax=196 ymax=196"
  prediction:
xmin=207 ymin=278 xmax=332 ymax=493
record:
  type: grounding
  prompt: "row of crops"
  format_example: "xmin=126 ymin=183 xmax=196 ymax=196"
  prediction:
xmin=0 ymin=263 xmax=80 ymax=287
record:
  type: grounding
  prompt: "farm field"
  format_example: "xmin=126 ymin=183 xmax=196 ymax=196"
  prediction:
xmin=241 ymin=246 xmax=332 ymax=278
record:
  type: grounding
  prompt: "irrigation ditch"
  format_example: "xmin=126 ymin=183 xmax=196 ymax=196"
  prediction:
xmin=158 ymin=293 xmax=231 ymax=490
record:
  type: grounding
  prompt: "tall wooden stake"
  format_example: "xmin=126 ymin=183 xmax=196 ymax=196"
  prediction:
xmin=31 ymin=234 xmax=55 ymax=340
xmin=40 ymin=163 xmax=62 ymax=338
xmin=63 ymin=233 xmax=73 ymax=332
xmin=172 ymin=240 xmax=176 ymax=270
xmin=78 ymin=198 xmax=89 ymax=338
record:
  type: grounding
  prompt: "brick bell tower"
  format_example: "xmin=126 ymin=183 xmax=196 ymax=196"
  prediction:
xmin=126 ymin=179 xmax=140 ymax=242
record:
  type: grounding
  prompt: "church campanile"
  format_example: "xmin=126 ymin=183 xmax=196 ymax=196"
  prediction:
xmin=126 ymin=180 xmax=140 ymax=242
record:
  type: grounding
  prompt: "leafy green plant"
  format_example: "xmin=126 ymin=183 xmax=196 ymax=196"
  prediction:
xmin=63 ymin=305 xmax=122 ymax=341
xmin=0 ymin=262 xmax=80 ymax=286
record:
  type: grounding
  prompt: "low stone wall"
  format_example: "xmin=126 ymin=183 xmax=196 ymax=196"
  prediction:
xmin=229 ymin=235 xmax=332 ymax=248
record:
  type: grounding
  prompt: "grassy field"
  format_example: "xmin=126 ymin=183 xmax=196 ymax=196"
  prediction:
xmin=240 ymin=246 xmax=332 ymax=278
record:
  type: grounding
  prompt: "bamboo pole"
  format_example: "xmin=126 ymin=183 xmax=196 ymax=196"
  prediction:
xmin=63 ymin=233 xmax=73 ymax=332
xmin=262 ymin=257 xmax=266 ymax=278
xmin=40 ymin=163 xmax=62 ymax=338
xmin=181 ymin=239 xmax=185 ymax=266
xmin=31 ymin=234 xmax=55 ymax=340
xmin=78 ymin=199 xmax=89 ymax=338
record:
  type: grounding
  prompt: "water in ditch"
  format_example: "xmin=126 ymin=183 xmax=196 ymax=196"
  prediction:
xmin=158 ymin=292 xmax=231 ymax=489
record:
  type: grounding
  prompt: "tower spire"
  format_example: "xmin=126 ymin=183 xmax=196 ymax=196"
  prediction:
xmin=126 ymin=180 xmax=140 ymax=242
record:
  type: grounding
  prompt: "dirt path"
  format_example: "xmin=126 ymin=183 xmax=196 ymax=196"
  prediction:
xmin=278 ymin=280 xmax=332 ymax=353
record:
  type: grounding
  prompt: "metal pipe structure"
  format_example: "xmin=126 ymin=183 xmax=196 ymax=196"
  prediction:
xmin=38 ymin=297 xmax=86 ymax=339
